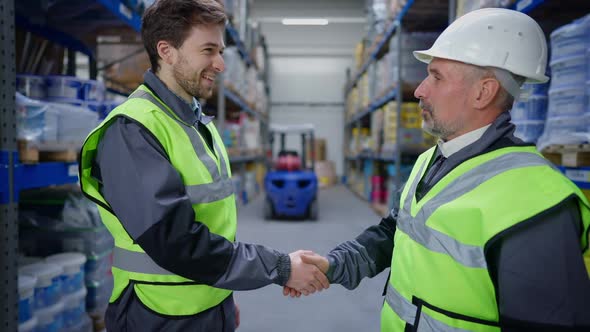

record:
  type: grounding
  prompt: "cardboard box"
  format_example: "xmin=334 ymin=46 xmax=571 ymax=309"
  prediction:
xmin=314 ymin=160 xmax=336 ymax=188
xmin=305 ymin=138 xmax=327 ymax=166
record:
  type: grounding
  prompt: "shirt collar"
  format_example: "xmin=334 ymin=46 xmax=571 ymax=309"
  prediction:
xmin=437 ymin=124 xmax=492 ymax=158
xmin=143 ymin=70 xmax=213 ymax=125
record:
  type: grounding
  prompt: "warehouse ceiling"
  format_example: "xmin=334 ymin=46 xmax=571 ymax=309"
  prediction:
xmin=251 ymin=0 xmax=366 ymax=56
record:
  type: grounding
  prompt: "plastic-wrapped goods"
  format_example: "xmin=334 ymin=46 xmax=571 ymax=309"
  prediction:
xmin=456 ymin=0 xmax=515 ymax=17
xmin=19 ymin=186 xmax=115 ymax=258
xmin=62 ymin=288 xmax=88 ymax=329
xmin=18 ymin=275 xmax=37 ymax=323
xmin=21 ymin=226 xmax=115 ymax=259
xmin=86 ymin=276 xmax=113 ymax=312
xmin=513 ymin=120 xmax=545 ymax=143
xmin=45 ymin=76 xmax=85 ymax=100
xmin=547 ymin=86 xmax=586 ymax=117
xmin=17 ymin=74 xmax=46 ymax=99
xmin=19 ymin=263 xmax=63 ymax=310
xmin=550 ymin=14 xmax=590 ymax=61
xmin=18 ymin=316 xmax=37 ymax=332
xmin=102 ymin=99 xmax=123 ymax=119
xmin=83 ymin=79 xmax=106 ymax=102
xmin=45 ymin=76 xmax=106 ymax=102
xmin=35 ymin=300 xmax=64 ymax=332
xmin=62 ymin=313 xmax=92 ymax=332
xmin=45 ymin=253 xmax=87 ymax=295
xmin=52 ymin=102 xmax=99 ymax=144
xmin=549 ymin=54 xmax=587 ymax=88
xmin=388 ymin=32 xmax=438 ymax=85
xmin=537 ymin=115 xmax=590 ymax=150
xmin=19 ymin=186 xmax=103 ymax=229
xmin=85 ymin=249 xmax=113 ymax=285
xmin=16 ymin=92 xmax=59 ymax=144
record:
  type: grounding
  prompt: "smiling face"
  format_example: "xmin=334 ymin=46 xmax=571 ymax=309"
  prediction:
xmin=170 ymin=24 xmax=225 ymax=100
xmin=413 ymin=58 xmax=476 ymax=141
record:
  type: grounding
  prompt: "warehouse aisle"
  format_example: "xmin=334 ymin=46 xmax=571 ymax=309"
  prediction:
xmin=234 ymin=185 xmax=389 ymax=332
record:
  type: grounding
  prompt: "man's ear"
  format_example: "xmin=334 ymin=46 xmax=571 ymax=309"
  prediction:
xmin=157 ymin=40 xmax=176 ymax=66
xmin=473 ymin=78 xmax=501 ymax=110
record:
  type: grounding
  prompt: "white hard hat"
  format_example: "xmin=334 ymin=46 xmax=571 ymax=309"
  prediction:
xmin=413 ymin=8 xmax=549 ymax=84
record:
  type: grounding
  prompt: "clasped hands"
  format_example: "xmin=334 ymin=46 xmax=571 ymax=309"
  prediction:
xmin=284 ymin=250 xmax=330 ymax=298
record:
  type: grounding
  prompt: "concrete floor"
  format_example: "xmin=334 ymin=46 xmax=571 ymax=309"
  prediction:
xmin=234 ymin=185 xmax=389 ymax=332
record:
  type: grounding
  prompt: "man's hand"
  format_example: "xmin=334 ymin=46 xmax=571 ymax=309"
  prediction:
xmin=301 ymin=253 xmax=329 ymax=273
xmin=286 ymin=250 xmax=330 ymax=296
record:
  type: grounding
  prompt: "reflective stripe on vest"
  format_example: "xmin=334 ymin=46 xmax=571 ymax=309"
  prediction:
xmin=129 ymin=90 xmax=231 ymax=182
xmin=186 ymin=179 xmax=235 ymax=204
xmin=397 ymin=152 xmax=552 ymax=269
xmin=114 ymin=247 xmax=175 ymax=275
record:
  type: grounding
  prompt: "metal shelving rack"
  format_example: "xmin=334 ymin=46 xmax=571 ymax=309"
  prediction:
xmin=342 ymin=0 xmax=449 ymax=212
xmin=217 ymin=20 xmax=270 ymax=202
xmin=343 ymin=0 xmax=590 ymax=214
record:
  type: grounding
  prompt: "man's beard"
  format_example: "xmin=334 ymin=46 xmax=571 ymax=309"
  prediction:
xmin=172 ymin=58 xmax=212 ymax=99
xmin=419 ymin=100 xmax=457 ymax=140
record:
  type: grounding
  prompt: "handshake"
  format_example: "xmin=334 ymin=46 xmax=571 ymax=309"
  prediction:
xmin=284 ymin=250 xmax=330 ymax=298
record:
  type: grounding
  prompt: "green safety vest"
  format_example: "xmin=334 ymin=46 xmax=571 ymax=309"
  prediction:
xmin=381 ymin=146 xmax=590 ymax=331
xmin=79 ymin=85 xmax=236 ymax=316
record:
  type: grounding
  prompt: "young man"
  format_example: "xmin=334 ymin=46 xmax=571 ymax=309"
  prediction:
xmin=79 ymin=0 xmax=327 ymax=330
xmin=292 ymin=8 xmax=590 ymax=331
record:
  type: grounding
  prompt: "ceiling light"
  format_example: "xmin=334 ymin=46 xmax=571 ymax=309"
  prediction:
xmin=281 ymin=18 xmax=329 ymax=26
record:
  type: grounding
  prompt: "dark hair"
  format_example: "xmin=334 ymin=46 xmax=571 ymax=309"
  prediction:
xmin=141 ymin=0 xmax=227 ymax=73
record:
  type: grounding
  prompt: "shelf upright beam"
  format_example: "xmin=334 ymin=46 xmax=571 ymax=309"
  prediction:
xmin=0 ymin=0 xmax=18 ymax=330
xmin=393 ymin=20 xmax=403 ymax=210
xmin=217 ymin=72 xmax=226 ymax=132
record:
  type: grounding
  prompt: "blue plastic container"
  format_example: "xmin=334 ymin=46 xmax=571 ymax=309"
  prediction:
xmin=63 ymin=313 xmax=92 ymax=332
xmin=18 ymin=275 xmax=36 ymax=323
xmin=85 ymin=249 xmax=113 ymax=284
xmin=512 ymin=96 xmax=547 ymax=122
xmin=62 ymin=288 xmax=87 ymax=328
xmin=16 ymin=74 xmax=46 ymax=99
xmin=45 ymin=253 xmax=87 ymax=295
xmin=18 ymin=316 xmax=37 ymax=332
xmin=19 ymin=263 xmax=63 ymax=310
xmin=45 ymin=76 xmax=85 ymax=100
xmin=550 ymin=16 xmax=590 ymax=60
xmin=549 ymin=54 xmax=587 ymax=88
xmin=548 ymin=86 xmax=586 ymax=117
xmin=35 ymin=301 xmax=64 ymax=332
xmin=102 ymin=100 xmax=122 ymax=119
xmin=86 ymin=276 xmax=114 ymax=311
xmin=513 ymin=120 xmax=546 ymax=143
xmin=82 ymin=79 xmax=105 ymax=102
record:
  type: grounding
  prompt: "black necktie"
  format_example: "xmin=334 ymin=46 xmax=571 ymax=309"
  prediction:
xmin=423 ymin=154 xmax=446 ymax=188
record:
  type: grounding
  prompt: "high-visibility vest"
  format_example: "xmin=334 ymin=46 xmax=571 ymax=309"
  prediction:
xmin=80 ymin=85 xmax=236 ymax=316
xmin=381 ymin=146 xmax=590 ymax=331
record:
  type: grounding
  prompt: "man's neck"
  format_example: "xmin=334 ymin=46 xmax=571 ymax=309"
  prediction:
xmin=155 ymin=69 xmax=192 ymax=104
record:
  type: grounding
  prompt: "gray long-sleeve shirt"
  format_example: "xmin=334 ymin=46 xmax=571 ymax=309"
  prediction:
xmin=327 ymin=112 xmax=590 ymax=331
xmin=95 ymin=71 xmax=290 ymax=331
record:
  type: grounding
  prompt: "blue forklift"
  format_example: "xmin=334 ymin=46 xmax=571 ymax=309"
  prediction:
xmin=264 ymin=124 xmax=319 ymax=220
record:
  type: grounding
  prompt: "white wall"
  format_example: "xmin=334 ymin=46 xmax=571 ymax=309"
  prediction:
xmin=268 ymin=56 xmax=352 ymax=175
xmin=252 ymin=0 xmax=365 ymax=176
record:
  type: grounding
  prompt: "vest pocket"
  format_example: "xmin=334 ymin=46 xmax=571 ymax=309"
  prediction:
xmin=413 ymin=297 xmax=500 ymax=332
